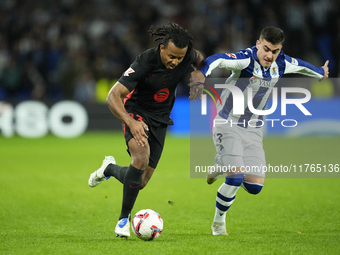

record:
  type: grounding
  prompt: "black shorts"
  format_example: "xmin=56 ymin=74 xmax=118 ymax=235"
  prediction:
xmin=123 ymin=112 xmax=167 ymax=169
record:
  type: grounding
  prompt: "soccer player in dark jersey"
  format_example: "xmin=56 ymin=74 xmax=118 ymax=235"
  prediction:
xmin=88 ymin=22 xmax=204 ymax=238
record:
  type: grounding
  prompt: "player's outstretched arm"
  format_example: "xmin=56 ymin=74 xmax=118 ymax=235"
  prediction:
xmin=193 ymin=50 xmax=205 ymax=70
xmin=321 ymin=60 xmax=329 ymax=80
xmin=106 ymin=82 xmax=149 ymax=147
xmin=188 ymin=70 xmax=205 ymax=101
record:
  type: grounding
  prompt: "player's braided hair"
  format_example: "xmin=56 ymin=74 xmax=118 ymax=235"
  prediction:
xmin=260 ymin=27 xmax=285 ymax=45
xmin=149 ymin=22 xmax=194 ymax=51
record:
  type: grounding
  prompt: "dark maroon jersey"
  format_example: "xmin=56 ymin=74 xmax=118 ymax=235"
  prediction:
xmin=118 ymin=45 xmax=198 ymax=125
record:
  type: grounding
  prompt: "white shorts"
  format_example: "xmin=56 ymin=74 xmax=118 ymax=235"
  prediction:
xmin=213 ymin=120 xmax=266 ymax=177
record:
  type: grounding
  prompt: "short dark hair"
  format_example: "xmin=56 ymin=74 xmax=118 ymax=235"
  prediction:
xmin=259 ymin=27 xmax=285 ymax=45
xmin=149 ymin=22 xmax=194 ymax=51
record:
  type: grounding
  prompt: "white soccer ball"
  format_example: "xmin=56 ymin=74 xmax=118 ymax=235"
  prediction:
xmin=131 ymin=209 xmax=163 ymax=241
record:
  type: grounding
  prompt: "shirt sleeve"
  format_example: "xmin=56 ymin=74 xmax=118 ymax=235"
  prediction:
xmin=199 ymin=52 xmax=250 ymax=77
xmin=118 ymin=57 xmax=149 ymax=92
xmin=284 ymin=55 xmax=325 ymax=79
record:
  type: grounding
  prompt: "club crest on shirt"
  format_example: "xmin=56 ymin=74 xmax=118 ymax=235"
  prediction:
xmin=162 ymin=73 xmax=172 ymax=84
xmin=272 ymin=67 xmax=277 ymax=76
xmin=124 ymin=67 xmax=135 ymax=76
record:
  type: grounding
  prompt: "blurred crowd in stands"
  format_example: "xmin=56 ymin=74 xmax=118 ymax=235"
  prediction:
xmin=0 ymin=0 xmax=339 ymax=103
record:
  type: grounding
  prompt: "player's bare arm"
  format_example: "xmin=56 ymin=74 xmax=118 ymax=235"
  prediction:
xmin=187 ymin=50 xmax=205 ymax=101
xmin=107 ymin=82 xmax=149 ymax=147
xmin=188 ymin=69 xmax=205 ymax=101
xmin=193 ymin=50 xmax=205 ymax=70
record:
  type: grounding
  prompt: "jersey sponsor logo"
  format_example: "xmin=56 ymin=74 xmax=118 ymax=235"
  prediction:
xmin=249 ymin=77 xmax=274 ymax=87
xmin=154 ymin=88 xmax=169 ymax=102
xmin=124 ymin=67 xmax=135 ymax=76
xmin=226 ymin=53 xmax=236 ymax=58
xmin=249 ymin=77 xmax=258 ymax=85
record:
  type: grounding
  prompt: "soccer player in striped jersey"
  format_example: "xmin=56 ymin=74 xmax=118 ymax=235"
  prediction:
xmin=189 ymin=26 xmax=329 ymax=236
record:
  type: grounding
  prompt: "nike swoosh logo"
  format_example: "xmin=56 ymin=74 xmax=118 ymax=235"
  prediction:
xmin=129 ymin=185 xmax=140 ymax=189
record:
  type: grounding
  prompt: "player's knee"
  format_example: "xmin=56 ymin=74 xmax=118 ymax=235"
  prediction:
xmin=225 ymin=173 xmax=245 ymax=186
xmin=131 ymin=155 xmax=149 ymax=170
xmin=242 ymin=181 xmax=263 ymax=195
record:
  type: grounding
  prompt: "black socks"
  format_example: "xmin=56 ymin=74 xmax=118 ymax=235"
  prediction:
xmin=119 ymin=165 xmax=144 ymax=220
xmin=104 ymin=163 xmax=144 ymax=220
xmin=104 ymin=164 xmax=128 ymax=183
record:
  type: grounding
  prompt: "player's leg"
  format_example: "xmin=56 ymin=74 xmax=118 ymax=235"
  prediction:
xmin=211 ymin=124 xmax=245 ymax=235
xmin=242 ymin=175 xmax=264 ymax=194
xmin=115 ymin=137 xmax=150 ymax=238
xmin=140 ymin=166 xmax=155 ymax=189
xmin=241 ymin=128 xmax=266 ymax=195
xmin=206 ymin=154 xmax=224 ymax=184
xmin=103 ymin=163 xmax=155 ymax=189
xmin=88 ymin=155 xmax=117 ymax=187
xmin=88 ymin=115 xmax=140 ymax=187
xmin=120 ymin=136 xmax=150 ymax=219
xmin=94 ymin=115 xmax=150 ymax=184
xmin=115 ymin=122 xmax=166 ymax=238
xmin=104 ymin=165 xmax=127 ymax=183
xmin=212 ymin=164 xmax=245 ymax=236
xmin=139 ymin=123 xmax=166 ymax=189
xmin=207 ymin=124 xmax=242 ymax=185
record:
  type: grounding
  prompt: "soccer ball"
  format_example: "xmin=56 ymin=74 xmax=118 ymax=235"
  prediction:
xmin=131 ymin=209 xmax=163 ymax=241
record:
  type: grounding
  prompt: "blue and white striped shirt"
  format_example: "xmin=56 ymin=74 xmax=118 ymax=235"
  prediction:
xmin=199 ymin=46 xmax=325 ymax=128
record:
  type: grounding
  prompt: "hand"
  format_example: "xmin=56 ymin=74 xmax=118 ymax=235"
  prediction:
xmin=320 ymin=60 xmax=329 ymax=80
xmin=189 ymin=81 xmax=204 ymax=101
xmin=188 ymin=70 xmax=205 ymax=101
xmin=129 ymin=120 xmax=149 ymax=147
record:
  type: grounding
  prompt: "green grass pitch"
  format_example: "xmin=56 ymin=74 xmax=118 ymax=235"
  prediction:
xmin=1 ymin=132 xmax=339 ymax=254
